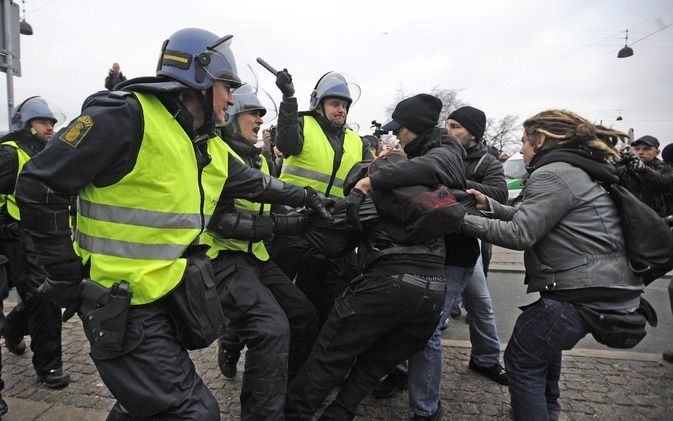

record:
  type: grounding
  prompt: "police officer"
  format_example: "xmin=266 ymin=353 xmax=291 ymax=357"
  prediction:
xmin=210 ymin=85 xmax=318 ymax=382
xmin=0 ymin=97 xmax=70 ymax=389
xmin=272 ymin=69 xmax=371 ymax=325
xmin=15 ymin=28 xmax=329 ymax=420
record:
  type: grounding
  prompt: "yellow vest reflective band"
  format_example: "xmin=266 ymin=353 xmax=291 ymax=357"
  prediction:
xmin=280 ymin=115 xmax=362 ymax=198
xmin=0 ymin=140 xmax=31 ymax=220
xmin=74 ymin=92 xmax=230 ymax=305
xmin=201 ymin=143 xmax=270 ymax=261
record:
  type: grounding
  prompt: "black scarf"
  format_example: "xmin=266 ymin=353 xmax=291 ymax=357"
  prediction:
xmin=529 ymin=149 xmax=619 ymax=184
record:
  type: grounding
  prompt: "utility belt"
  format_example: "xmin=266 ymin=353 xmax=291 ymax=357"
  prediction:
xmin=80 ymin=279 xmax=131 ymax=354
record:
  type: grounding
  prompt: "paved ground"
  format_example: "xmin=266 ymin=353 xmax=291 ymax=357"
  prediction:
xmin=1 ymin=247 xmax=672 ymax=420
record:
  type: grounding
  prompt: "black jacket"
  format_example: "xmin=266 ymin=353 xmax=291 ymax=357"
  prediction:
xmin=464 ymin=141 xmax=508 ymax=205
xmin=105 ymin=72 xmax=127 ymax=90
xmin=369 ymin=128 xmax=479 ymax=268
xmin=616 ymin=157 xmax=673 ymax=217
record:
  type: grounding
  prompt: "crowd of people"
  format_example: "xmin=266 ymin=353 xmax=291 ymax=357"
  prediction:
xmin=0 ymin=26 xmax=671 ymax=421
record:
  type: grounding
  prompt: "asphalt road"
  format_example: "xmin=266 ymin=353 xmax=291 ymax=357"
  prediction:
xmin=441 ymin=271 xmax=673 ymax=356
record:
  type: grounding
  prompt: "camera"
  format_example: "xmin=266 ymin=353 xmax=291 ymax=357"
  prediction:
xmin=370 ymin=120 xmax=387 ymax=139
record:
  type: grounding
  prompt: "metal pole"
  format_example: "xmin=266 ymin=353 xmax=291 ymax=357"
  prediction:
xmin=3 ymin=0 xmax=15 ymax=128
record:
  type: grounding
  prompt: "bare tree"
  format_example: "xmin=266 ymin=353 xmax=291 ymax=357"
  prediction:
xmin=385 ymin=85 xmax=465 ymax=125
xmin=483 ymin=115 xmax=520 ymax=155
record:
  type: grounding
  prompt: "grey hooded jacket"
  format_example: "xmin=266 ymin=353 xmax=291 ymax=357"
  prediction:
xmin=462 ymin=160 xmax=642 ymax=295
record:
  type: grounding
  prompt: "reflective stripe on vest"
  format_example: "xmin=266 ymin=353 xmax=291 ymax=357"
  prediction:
xmin=0 ymin=140 xmax=31 ymax=220
xmin=279 ymin=115 xmax=362 ymax=198
xmin=201 ymin=143 xmax=270 ymax=261
xmin=74 ymin=92 xmax=229 ymax=305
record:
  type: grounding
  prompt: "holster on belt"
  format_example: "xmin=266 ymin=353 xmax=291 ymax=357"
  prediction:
xmin=80 ymin=279 xmax=131 ymax=353
xmin=164 ymin=250 xmax=226 ymax=350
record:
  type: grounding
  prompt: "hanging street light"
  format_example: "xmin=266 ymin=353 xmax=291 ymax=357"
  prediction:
xmin=18 ymin=0 xmax=32 ymax=35
xmin=618 ymin=29 xmax=633 ymax=58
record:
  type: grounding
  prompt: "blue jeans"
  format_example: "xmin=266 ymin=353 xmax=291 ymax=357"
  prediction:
xmin=462 ymin=255 xmax=502 ymax=366
xmin=505 ymin=298 xmax=588 ymax=421
xmin=407 ymin=265 xmax=473 ymax=416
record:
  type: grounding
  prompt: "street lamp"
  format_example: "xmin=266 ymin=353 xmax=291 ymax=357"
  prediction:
xmin=19 ymin=0 xmax=32 ymax=35
xmin=618 ymin=29 xmax=633 ymax=58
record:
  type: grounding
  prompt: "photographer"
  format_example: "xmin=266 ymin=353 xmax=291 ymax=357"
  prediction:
xmin=616 ymin=135 xmax=673 ymax=217
xmin=104 ymin=62 xmax=127 ymax=90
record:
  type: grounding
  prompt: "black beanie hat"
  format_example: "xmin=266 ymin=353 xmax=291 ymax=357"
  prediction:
xmin=448 ymin=106 xmax=487 ymax=141
xmin=381 ymin=94 xmax=442 ymax=135
xmin=662 ymin=143 xmax=673 ymax=163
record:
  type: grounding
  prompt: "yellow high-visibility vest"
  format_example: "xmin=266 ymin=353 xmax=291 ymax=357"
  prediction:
xmin=201 ymin=142 xmax=271 ymax=261
xmin=280 ymin=115 xmax=362 ymax=198
xmin=0 ymin=140 xmax=31 ymax=220
xmin=74 ymin=92 xmax=230 ymax=305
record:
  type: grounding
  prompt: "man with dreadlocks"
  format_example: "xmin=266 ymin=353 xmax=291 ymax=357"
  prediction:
xmin=455 ymin=110 xmax=645 ymax=421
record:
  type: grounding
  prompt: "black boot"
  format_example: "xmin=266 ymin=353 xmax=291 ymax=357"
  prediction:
xmin=37 ymin=368 xmax=70 ymax=389
xmin=373 ymin=368 xmax=408 ymax=399
xmin=218 ymin=344 xmax=240 ymax=379
xmin=0 ymin=394 xmax=7 ymax=416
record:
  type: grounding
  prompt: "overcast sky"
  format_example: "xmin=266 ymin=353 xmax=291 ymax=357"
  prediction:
xmin=2 ymin=0 xmax=672 ymax=148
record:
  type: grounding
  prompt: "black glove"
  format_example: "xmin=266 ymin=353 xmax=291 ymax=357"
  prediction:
xmin=272 ymin=214 xmax=308 ymax=236
xmin=0 ymin=222 xmax=22 ymax=241
xmin=37 ymin=277 xmax=83 ymax=309
xmin=345 ymin=188 xmax=366 ymax=231
xmin=275 ymin=68 xmax=295 ymax=98
xmin=303 ymin=187 xmax=333 ymax=220
xmin=628 ymin=156 xmax=646 ymax=172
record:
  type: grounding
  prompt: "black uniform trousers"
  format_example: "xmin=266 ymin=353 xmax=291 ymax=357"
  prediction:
xmin=218 ymin=256 xmax=318 ymax=380
xmin=271 ymin=234 xmax=359 ymax=329
xmin=98 ymin=250 xmax=305 ymax=421
xmin=3 ymin=233 xmax=63 ymax=374
xmin=285 ymin=273 xmax=445 ymax=421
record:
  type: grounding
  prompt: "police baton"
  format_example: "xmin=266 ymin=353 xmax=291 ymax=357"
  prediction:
xmin=256 ymin=57 xmax=279 ymax=76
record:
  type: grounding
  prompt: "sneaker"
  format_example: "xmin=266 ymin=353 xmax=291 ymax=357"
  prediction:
xmin=0 ymin=394 xmax=7 ymax=416
xmin=218 ymin=345 xmax=240 ymax=379
xmin=37 ymin=368 xmax=70 ymax=389
xmin=663 ymin=350 xmax=673 ymax=363
xmin=449 ymin=303 xmax=461 ymax=318
xmin=5 ymin=336 xmax=26 ymax=355
xmin=468 ymin=357 xmax=508 ymax=385
xmin=411 ymin=401 xmax=443 ymax=420
xmin=373 ymin=368 xmax=408 ymax=399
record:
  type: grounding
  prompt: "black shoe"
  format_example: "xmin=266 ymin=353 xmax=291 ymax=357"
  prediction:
xmin=663 ymin=350 xmax=673 ymax=363
xmin=37 ymin=368 xmax=70 ymax=389
xmin=0 ymin=395 xmax=7 ymax=417
xmin=411 ymin=401 xmax=443 ymax=420
xmin=373 ymin=368 xmax=408 ymax=399
xmin=5 ymin=336 xmax=26 ymax=355
xmin=468 ymin=357 xmax=508 ymax=385
xmin=218 ymin=345 xmax=240 ymax=379
xmin=449 ymin=303 xmax=461 ymax=318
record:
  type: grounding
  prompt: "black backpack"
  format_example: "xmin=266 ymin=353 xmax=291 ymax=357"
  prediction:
xmin=603 ymin=183 xmax=673 ymax=284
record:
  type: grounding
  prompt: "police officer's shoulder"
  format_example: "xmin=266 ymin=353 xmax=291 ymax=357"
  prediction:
xmin=119 ymin=76 xmax=188 ymax=96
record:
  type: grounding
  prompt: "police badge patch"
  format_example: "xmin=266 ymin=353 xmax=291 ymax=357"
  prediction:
xmin=59 ymin=115 xmax=93 ymax=148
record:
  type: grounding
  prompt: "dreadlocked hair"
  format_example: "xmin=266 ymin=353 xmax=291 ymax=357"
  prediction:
xmin=523 ymin=110 xmax=626 ymax=162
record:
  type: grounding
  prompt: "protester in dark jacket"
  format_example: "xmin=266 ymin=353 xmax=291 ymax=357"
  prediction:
xmin=461 ymin=110 xmax=645 ymax=421
xmin=285 ymin=93 xmax=463 ymax=420
xmin=352 ymin=94 xmax=476 ymax=420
